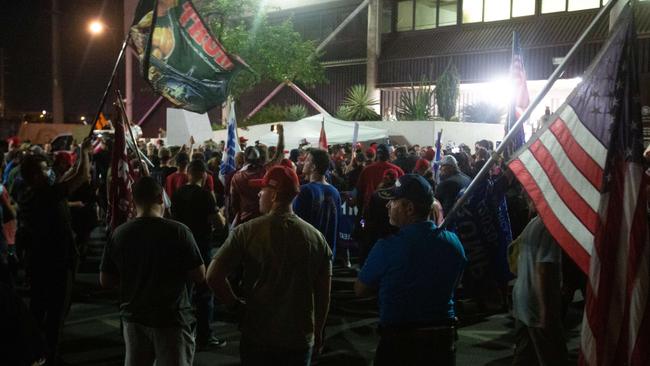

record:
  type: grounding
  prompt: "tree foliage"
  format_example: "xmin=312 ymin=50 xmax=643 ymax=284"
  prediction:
xmin=196 ymin=0 xmax=326 ymax=98
xmin=435 ymin=61 xmax=460 ymax=121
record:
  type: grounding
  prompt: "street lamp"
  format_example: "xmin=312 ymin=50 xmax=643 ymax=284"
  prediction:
xmin=88 ymin=20 xmax=106 ymax=35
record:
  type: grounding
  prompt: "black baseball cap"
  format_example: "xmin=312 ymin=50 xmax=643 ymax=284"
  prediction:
xmin=378 ymin=174 xmax=434 ymax=206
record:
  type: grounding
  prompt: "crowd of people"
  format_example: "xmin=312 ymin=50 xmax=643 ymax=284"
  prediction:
xmin=2 ymin=121 xmax=629 ymax=366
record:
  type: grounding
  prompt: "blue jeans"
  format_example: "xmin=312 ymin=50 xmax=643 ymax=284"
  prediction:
xmin=195 ymin=245 xmax=214 ymax=342
xmin=239 ymin=337 xmax=313 ymax=366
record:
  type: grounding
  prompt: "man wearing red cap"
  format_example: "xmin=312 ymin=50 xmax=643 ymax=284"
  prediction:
xmin=207 ymin=166 xmax=332 ymax=365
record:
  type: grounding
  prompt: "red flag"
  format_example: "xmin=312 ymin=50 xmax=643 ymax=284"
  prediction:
xmin=108 ymin=120 xmax=136 ymax=230
xmin=507 ymin=7 xmax=648 ymax=365
xmin=319 ymin=119 xmax=328 ymax=150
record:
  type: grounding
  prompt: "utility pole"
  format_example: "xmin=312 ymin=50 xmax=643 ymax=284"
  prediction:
xmin=0 ymin=48 xmax=6 ymax=118
xmin=52 ymin=0 xmax=64 ymax=123
xmin=366 ymin=0 xmax=381 ymax=113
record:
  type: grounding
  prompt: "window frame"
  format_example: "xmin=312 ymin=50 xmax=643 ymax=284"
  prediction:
xmin=390 ymin=0 xmax=606 ymax=33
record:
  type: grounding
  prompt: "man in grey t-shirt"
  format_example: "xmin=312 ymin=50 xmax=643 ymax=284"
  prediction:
xmin=100 ymin=177 xmax=205 ymax=366
xmin=512 ymin=215 xmax=567 ymax=366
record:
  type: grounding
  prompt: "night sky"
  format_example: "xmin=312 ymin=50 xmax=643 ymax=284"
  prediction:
xmin=0 ymin=0 xmax=124 ymax=120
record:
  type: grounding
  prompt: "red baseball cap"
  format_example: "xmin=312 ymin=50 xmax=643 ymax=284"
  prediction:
xmin=415 ymin=158 xmax=431 ymax=172
xmin=54 ymin=151 xmax=75 ymax=167
xmin=382 ymin=168 xmax=399 ymax=181
xmin=424 ymin=148 xmax=435 ymax=161
xmin=249 ymin=166 xmax=300 ymax=196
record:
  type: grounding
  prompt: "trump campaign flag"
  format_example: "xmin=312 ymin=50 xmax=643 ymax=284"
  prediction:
xmin=130 ymin=0 xmax=245 ymax=113
xmin=507 ymin=6 xmax=648 ymax=365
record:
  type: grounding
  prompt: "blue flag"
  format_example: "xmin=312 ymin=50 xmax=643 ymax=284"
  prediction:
xmin=219 ymin=101 xmax=240 ymax=184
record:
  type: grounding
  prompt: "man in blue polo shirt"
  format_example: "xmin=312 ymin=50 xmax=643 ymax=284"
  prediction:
xmin=355 ymin=174 xmax=467 ymax=366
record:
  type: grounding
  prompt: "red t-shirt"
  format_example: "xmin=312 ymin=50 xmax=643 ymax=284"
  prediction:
xmin=165 ymin=172 xmax=214 ymax=198
xmin=356 ymin=161 xmax=404 ymax=212
xmin=230 ymin=165 xmax=266 ymax=227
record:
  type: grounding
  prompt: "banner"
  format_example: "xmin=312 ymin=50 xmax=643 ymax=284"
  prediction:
xmin=130 ymin=0 xmax=245 ymax=113
xmin=451 ymin=175 xmax=514 ymax=297
xmin=108 ymin=120 xmax=136 ymax=230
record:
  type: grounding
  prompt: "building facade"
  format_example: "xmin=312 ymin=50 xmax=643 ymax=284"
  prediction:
xmin=126 ymin=0 xmax=650 ymax=137
xmin=243 ymin=0 xmax=650 ymax=125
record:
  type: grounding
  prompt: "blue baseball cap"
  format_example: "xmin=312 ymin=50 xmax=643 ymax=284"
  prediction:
xmin=378 ymin=174 xmax=434 ymax=206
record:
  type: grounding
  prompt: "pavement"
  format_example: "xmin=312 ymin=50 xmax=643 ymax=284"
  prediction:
xmin=51 ymin=227 xmax=583 ymax=365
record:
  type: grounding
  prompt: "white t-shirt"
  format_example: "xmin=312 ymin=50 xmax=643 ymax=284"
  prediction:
xmin=512 ymin=216 xmax=562 ymax=327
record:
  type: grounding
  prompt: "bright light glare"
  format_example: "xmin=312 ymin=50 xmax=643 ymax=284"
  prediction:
xmin=42 ymin=110 xmax=47 ymax=115
xmin=88 ymin=20 xmax=105 ymax=35
xmin=80 ymin=116 xmax=86 ymax=121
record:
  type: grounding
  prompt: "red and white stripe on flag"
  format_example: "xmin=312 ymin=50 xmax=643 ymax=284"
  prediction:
xmin=508 ymin=105 xmax=604 ymax=273
xmin=507 ymin=6 xmax=648 ymax=365
xmin=108 ymin=120 xmax=135 ymax=230
xmin=319 ymin=121 xmax=328 ymax=150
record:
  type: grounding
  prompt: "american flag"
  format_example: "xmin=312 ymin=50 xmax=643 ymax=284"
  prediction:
xmin=219 ymin=101 xmax=241 ymax=185
xmin=504 ymin=32 xmax=530 ymax=159
xmin=507 ymin=7 xmax=648 ymax=366
xmin=108 ymin=119 xmax=135 ymax=230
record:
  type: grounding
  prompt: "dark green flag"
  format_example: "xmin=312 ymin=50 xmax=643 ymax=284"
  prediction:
xmin=130 ymin=0 xmax=245 ymax=113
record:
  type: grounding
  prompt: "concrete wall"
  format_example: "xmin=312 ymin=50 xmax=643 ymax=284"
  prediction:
xmin=212 ymin=120 xmax=504 ymax=149
xmin=356 ymin=121 xmax=504 ymax=148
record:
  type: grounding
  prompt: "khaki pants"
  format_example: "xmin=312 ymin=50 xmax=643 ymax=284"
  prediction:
xmin=122 ymin=321 xmax=195 ymax=366
xmin=512 ymin=321 xmax=567 ymax=366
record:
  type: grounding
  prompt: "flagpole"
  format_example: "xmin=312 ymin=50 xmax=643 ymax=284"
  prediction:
xmin=439 ymin=0 xmax=620 ymax=229
xmin=116 ymin=89 xmax=148 ymax=175
xmin=88 ymin=34 xmax=131 ymax=138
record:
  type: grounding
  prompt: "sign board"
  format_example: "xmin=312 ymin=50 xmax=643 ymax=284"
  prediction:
xmin=18 ymin=123 xmax=92 ymax=145
xmin=166 ymin=108 xmax=215 ymax=147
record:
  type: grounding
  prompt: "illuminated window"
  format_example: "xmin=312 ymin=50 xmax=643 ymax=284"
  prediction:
xmin=397 ymin=0 xmax=414 ymax=31
xmin=568 ymin=0 xmax=599 ymax=11
xmin=415 ymin=0 xmax=437 ymax=30
xmin=512 ymin=0 xmax=536 ymax=17
xmin=438 ymin=0 xmax=458 ymax=26
xmin=463 ymin=0 xmax=483 ymax=23
xmin=484 ymin=0 xmax=511 ymax=21
xmin=542 ymin=0 xmax=567 ymax=13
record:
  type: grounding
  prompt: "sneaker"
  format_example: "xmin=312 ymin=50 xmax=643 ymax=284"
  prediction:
xmin=197 ymin=336 xmax=227 ymax=350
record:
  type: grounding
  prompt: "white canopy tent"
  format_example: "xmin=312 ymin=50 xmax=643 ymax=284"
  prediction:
xmin=256 ymin=114 xmax=388 ymax=148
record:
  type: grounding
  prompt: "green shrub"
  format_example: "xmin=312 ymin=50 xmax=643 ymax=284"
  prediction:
xmin=285 ymin=104 xmax=308 ymax=121
xmin=462 ymin=102 xmax=505 ymax=124
xmin=436 ymin=61 xmax=460 ymax=121
xmin=397 ymin=78 xmax=434 ymax=120
xmin=336 ymin=85 xmax=381 ymax=121
xmin=245 ymin=103 xmax=310 ymax=125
